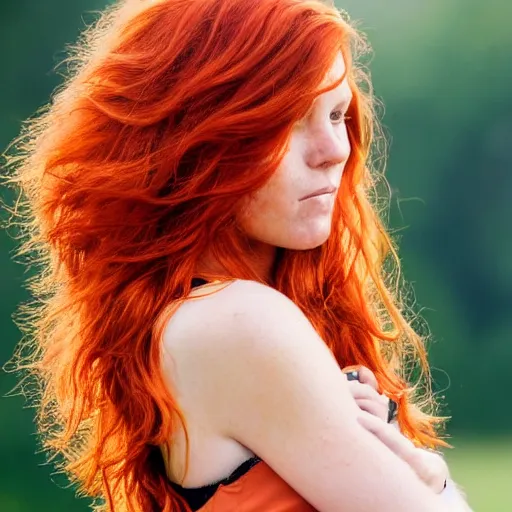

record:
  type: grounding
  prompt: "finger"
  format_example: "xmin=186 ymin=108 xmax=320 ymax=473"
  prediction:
xmin=357 ymin=412 xmax=415 ymax=461
xmin=354 ymin=398 xmax=388 ymax=422
xmin=342 ymin=365 xmax=360 ymax=375
xmin=415 ymin=450 xmax=449 ymax=493
xmin=359 ymin=413 xmax=449 ymax=494
xmin=357 ymin=366 xmax=379 ymax=391
xmin=347 ymin=381 xmax=388 ymax=404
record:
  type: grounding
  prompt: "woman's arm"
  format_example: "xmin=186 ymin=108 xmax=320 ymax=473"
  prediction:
xmin=359 ymin=411 xmax=473 ymax=511
xmin=165 ymin=280 xmax=467 ymax=512
xmin=344 ymin=365 xmax=472 ymax=510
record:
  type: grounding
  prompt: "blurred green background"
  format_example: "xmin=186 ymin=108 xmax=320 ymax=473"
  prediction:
xmin=1 ymin=1 xmax=511 ymax=510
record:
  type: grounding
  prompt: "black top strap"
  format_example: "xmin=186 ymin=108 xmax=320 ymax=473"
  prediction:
xmin=191 ymin=277 xmax=209 ymax=288
xmin=170 ymin=457 xmax=262 ymax=510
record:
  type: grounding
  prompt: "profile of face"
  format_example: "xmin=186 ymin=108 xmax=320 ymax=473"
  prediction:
xmin=237 ymin=53 xmax=353 ymax=251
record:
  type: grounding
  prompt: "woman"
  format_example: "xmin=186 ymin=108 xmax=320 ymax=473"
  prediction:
xmin=4 ymin=0 xmax=471 ymax=510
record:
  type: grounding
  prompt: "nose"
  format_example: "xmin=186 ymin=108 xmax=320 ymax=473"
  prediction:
xmin=306 ymin=124 xmax=351 ymax=171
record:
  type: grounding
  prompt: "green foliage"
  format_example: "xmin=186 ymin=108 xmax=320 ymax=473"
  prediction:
xmin=340 ymin=0 xmax=512 ymax=433
xmin=1 ymin=0 xmax=510 ymax=509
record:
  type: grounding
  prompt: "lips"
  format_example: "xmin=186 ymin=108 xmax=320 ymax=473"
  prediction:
xmin=299 ymin=186 xmax=337 ymax=201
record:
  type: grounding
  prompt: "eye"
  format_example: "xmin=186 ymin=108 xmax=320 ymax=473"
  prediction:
xmin=330 ymin=108 xmax=350 ymax=124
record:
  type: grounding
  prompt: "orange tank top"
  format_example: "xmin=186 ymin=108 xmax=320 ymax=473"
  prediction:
xmin=172 ymin=458 xmax=317 ymax=511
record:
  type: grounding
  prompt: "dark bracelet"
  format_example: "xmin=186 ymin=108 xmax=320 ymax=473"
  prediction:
xmin=387 ymin=398 xmax=399 ymax=423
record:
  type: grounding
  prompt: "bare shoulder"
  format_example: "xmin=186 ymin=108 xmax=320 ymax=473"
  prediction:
xmin=162 ymin=278 xmax=317 ymax=356
xmin=161 ymin=279 xmax=451 ymax=512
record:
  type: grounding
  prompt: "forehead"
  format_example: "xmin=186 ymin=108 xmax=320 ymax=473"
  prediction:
xmin=322 ymin=52 xmax=347 ymax=87
xmin=317 ymin=52 xmax=352 ymax=100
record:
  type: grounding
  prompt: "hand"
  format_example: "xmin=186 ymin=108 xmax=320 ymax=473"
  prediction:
xmin=357 ymin=412 xmax=449 ymax=494
xmin=342 ymin=365 xmax=391 ymax=424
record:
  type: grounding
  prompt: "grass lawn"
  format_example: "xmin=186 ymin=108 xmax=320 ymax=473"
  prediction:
xmin=443 ymin=437 xmax=512 ymax=511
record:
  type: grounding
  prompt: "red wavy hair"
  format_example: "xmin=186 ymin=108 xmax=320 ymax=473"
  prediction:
xmin=3 ymin=0 xmax=447 ymax=510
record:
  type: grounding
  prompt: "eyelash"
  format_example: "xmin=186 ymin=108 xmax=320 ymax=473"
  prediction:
xmin=330 ymin=109 xmax=351 ymax=124
xmin=295 ymin=107 xmax=351 ymax=128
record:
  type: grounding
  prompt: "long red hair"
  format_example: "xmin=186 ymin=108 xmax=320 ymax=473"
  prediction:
xmin=3 ymin=0 xmax=446 ymax=510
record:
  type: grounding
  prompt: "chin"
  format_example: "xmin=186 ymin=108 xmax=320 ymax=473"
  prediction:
xmin=286 ymin=228 xmax=331 ymax=251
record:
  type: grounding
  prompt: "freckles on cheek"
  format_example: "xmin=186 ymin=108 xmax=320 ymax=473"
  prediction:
xmin=239 ymin=165 xmax=297 ymax=226
xmin=250 ymin=179 xmax=282 ymax=212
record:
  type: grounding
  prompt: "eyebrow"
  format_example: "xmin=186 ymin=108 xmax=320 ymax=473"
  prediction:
xmin=339 ymin=93 xmax=353 ymax=109
xmin=310 ymin=87 xmax=352 ymax=109
xmin=324 ymin=90 xmax=352 ymax=115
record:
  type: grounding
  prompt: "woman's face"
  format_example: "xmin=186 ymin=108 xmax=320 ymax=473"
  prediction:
xmin=237 ymin=53 xmax=352 ymax=251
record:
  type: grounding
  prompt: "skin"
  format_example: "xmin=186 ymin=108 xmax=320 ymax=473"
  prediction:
xmin=347 ymin=366 xmax=471 ymax=510
xmin=199 ymin=53 xmax=352 ymax=281
xmin=343 ymin=366 xmax=391 ymax=423
xmin=162 ymin=54 xmax=471 ymax=511
xmin=162 ymin=281 xmax=468 ymax=511
xmin=237 ymin=52 xmax=352 ymax=253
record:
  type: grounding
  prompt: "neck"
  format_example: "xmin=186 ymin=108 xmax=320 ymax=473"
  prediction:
xmin=196 ymin=239 xmax=278 ymax=284
xmin=247 ymin=239 xmax=278 ymax=283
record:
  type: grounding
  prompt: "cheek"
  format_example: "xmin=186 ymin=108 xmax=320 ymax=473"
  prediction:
xmin=236 ymin=174 xmax=294 ymax=238
xmin=238 ymin=184 xmax=276 ymax=224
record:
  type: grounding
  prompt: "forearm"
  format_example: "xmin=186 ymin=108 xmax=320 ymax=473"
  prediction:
xmin=390 ymin=421 xmax=472 ymax=510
